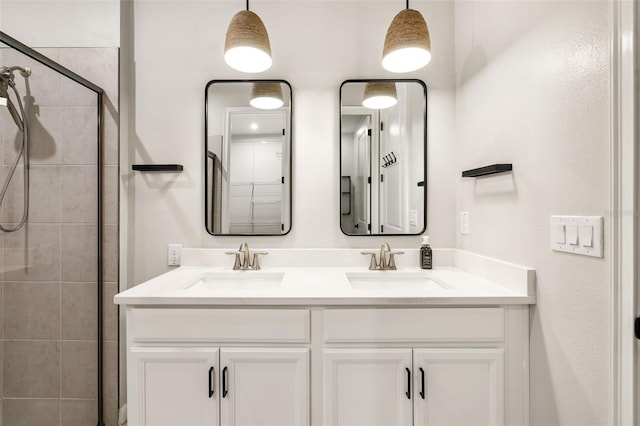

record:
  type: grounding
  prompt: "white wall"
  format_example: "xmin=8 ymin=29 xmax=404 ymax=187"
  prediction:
xmin=127 ymin=0 xmax=457 ymax=284
xmin=455 ymin=1 xmax=611 ymax=424
xmin=127 ymin=2 xmax=615 ymax=423
xmin=0 ymin=0 xmax=119 ymax=47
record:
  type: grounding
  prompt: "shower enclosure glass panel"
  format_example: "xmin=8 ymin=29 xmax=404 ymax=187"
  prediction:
xmin=0 ymin=35 xmax=103 ymax=426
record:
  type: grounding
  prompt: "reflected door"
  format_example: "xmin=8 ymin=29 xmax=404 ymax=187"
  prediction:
xmin=225 ymin=109 xmax=286 ymax=234
xmin=354 ymin=116 xmax=372 ymax=234
xmin=379 ymin=91 xmax=406 ymax=234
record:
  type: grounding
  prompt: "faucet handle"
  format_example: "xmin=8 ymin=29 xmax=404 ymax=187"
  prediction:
xmin=251 ymin=251 xmax=269 ymax=270
xmin=387 ymin=250 xmax=404 ymax=270
xmin=225 ymin=251 xmax=242 ymax=270
xmin=361 ymin=251 xmax=379 ymax=270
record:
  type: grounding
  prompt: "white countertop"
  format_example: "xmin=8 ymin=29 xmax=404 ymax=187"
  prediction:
xmin=114 ymin=249 xmax=536 ymax=306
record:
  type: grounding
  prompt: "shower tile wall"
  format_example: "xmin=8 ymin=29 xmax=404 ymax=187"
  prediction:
xmin=0 ymin=47 xmax=119 ymax=426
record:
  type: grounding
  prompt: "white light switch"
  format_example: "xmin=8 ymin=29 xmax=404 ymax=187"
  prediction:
xmin=566 ymin=224 xmax=578 ymax=245
xmin=551 ymin=216 xmax=603 ymax=258
xmin=554 ymin=224 xmax=566 ymax=244
xmin=579 ymin=225 xmax=593 ymax=247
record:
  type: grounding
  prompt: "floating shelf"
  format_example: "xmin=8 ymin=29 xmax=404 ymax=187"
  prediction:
xmin=462 ymin=164 xmax=512 ymax=178
xmin=132 ymin=164 xmax=184 ymax=172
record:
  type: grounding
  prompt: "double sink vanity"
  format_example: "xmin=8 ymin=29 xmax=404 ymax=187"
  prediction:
xmin=118 ymin=77 xmax=534 ymax=426
xmin=115 ymin=246 xmax=535 ymax=426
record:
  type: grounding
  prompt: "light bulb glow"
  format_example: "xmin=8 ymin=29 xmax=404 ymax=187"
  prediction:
xmin=362 ymin=95 xmax=397 ymax=110
xmin=224 ymin=46 xmax=272 ymax=73
xmin=382 ymin=8 xmax=431 ymax=73
xmin=362 ymin=81 xmax=397 ymax=110
xmin=382 ymin=47 xmax=431 ymax=73
xmin=249 ymin=96 xmax=284 ymax=110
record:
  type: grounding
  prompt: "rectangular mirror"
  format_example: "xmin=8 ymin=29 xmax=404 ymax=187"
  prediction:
xmin=205 ymin=80 xmax=292 ymax=235
xmin=340 ymin=79 xmax=426 ymax=235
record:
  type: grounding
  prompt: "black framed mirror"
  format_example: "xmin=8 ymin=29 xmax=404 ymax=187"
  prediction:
xmin=340 ymin=79 xmax=427 ymax=235
xmin=205 ymin=80 xmax=292 ymax=235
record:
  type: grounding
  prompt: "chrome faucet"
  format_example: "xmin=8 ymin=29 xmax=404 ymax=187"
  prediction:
xmin=361 ymin=243 xmax=404 ymax=270
xmin=225 ymin=243 xmax=268 ymax=270
xmin=239 ymin=242 xmax=251 ymax=268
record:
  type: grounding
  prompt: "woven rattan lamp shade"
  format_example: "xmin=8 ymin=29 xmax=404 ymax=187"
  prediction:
xmin=224 ymin=10 xmax=272 ymax=73
xmin=362 ymin=82 xmax=397 ymax=109
xmin=250 ymin=82 xmax=284 ymax=109
xmin=382 ymin=9 xmax=431 ymax=73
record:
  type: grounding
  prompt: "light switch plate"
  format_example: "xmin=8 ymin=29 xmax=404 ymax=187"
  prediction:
xmin=551 ymin=216 xmax=603 ymax=258
xmin=460 ymin=212 xmax=470 ymax=235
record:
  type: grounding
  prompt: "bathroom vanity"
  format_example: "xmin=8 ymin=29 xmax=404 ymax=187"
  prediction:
xmin=115 ymin=249 xmax=535 ymax=426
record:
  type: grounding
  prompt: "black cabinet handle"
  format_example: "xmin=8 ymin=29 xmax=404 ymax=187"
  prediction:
xmin=419 ymin=367 xmax=425 ymax=399
xmin=222 ymin=366 xmax=228 ymax=398
xmin=405 ymin=367 xmax=411 ymax=399
xmin=208 ymin=367 xmax=215 ymax=398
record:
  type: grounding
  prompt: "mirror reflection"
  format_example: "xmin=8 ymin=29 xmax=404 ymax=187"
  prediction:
xmin=340 ymin=80 xmax=426 ymax=235
xmin=205 ymin=80 xmax=292 ymax=235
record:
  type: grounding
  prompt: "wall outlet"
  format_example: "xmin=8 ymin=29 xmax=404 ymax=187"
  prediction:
xmin=460 ymin=212 xmax=470 ymax=235
xmin=168 ymin=244 xmax=182 ymax=266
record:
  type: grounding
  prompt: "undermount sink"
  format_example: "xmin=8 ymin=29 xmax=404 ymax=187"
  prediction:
xmin=346 ymin=272 xmax=451 ymax=291
xmin=180 ymin=272 xmax=284 ymax=292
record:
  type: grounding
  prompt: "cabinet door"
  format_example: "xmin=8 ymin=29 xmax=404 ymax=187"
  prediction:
xmin=128 ymin=347 xmax=219 ymax=426
xmin=413 ymin=348 xmax=504 ymax=426
xmin=323 ymin=348 xmax=413 ymax=426
xmin=220 ymin=348 xmax=309 ymax=426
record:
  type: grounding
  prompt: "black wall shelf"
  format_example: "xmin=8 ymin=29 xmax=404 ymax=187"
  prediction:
xmin=462 ymin=164 xmax=512 ymax=178
xmin=132 ymin=164 xmax=184 ymax=172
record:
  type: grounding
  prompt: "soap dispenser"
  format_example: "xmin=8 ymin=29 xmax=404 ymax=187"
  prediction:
xmin=420 ymin=236 xmax=432 ymax=269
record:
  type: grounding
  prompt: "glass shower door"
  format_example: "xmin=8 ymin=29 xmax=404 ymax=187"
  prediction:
xmin=0 ymin=36 xmax=102 ymax=426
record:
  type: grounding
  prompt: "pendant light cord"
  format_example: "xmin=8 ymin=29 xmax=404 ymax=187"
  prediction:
xmin=406 ymin=0 xmax=409 ymax=9
xmin=246 ymin=0 xmax=249 ymax=10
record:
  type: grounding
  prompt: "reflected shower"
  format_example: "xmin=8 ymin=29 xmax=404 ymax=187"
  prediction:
xmin=0 ymin=65 xmax=31 ymax=232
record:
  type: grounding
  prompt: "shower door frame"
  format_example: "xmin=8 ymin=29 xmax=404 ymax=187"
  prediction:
xmin=0 ymin=31 xmax=106 ymax=426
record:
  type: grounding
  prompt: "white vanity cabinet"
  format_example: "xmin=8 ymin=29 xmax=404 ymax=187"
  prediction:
xmin=412 ymin=348 xmax=504 ymax=426
xmin=126 ymin=308 xmax=311 ymax=426
xmin=320 ymin=307 xmax=525 ymax=426
xmin=219 ymin=348 xmax=309 ymax=426
xmin=125 ymin=305 xmax=528 ymax=426
xmin=323 ymin=348 xmax=504 ymax=426
xmin=323 ymin=348 xmax=414 ymax=426
xmin=129 ymin=347 xmax=220 ymax=426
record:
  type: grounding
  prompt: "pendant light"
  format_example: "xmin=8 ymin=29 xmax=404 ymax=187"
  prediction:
xmin=382 ymin=0 xmax=431 ymax=73
xmin=250 ymin=82 xmax=284 ymax=109
xmin=362 ymin=81 xmax=398 ymax=109
xmin=224 ymin=0 xmax=272 ymax=73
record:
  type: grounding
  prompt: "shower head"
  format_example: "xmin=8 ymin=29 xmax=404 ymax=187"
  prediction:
xmin=0 ymin=67 xmax=27 ymax=132
xmin=0 ymin=66 xmax=31 ymax=78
